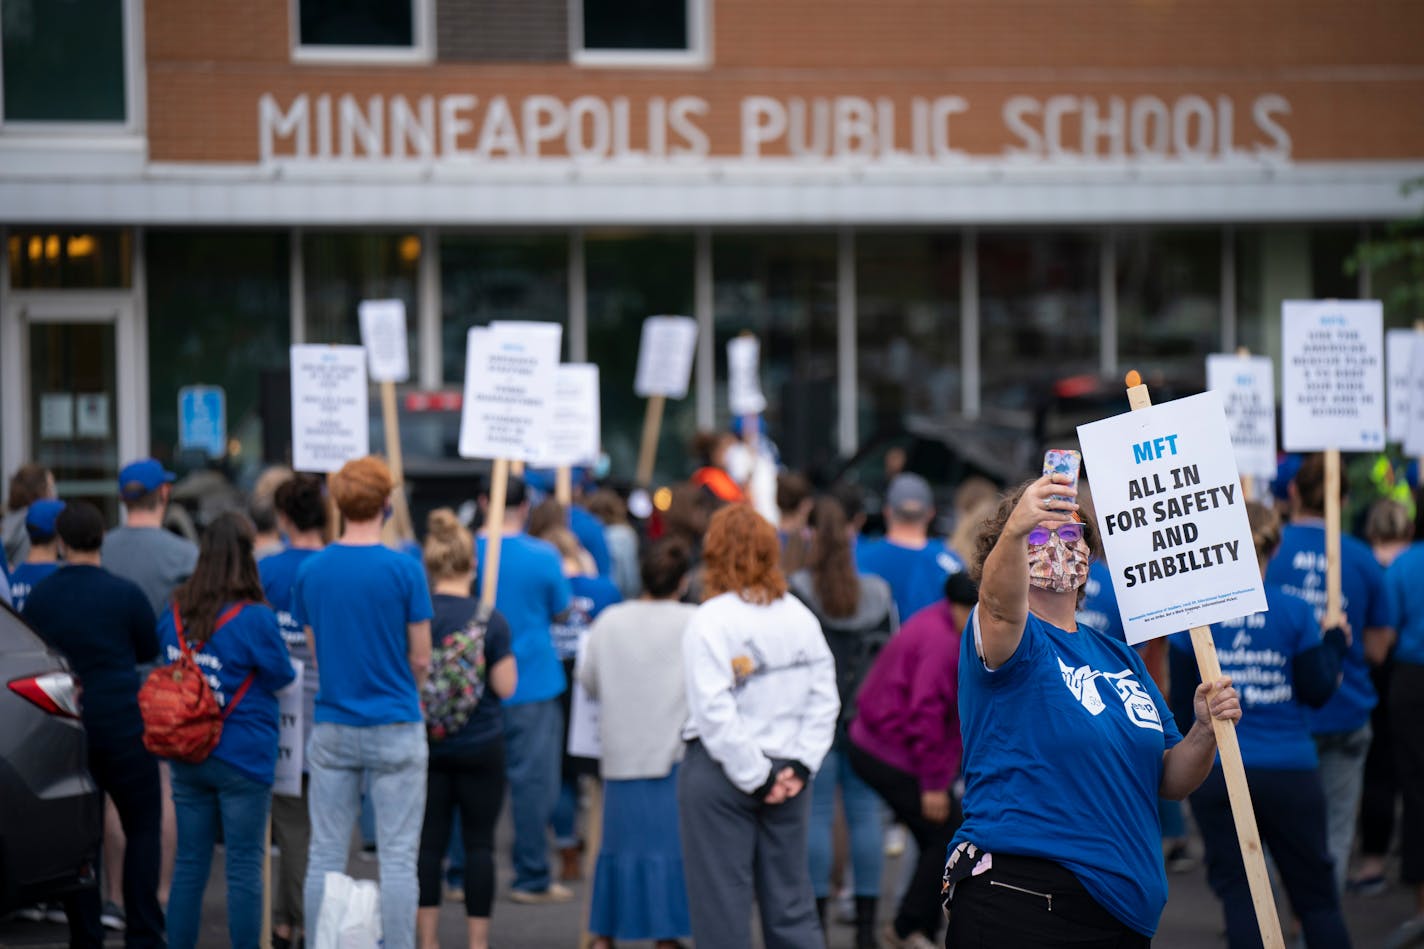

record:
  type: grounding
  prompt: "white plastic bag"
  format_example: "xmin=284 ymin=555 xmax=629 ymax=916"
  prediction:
xmin=313 ymin=871 xmax=383 ymax=949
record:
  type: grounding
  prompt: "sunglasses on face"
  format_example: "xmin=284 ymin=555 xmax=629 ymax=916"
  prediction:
xmin=1027 ymin=523 xmax=1084 ymax=546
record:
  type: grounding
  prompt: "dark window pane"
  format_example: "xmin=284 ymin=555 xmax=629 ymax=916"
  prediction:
xmin=1117 ymin=228 xmax=1219 ymax=382
xmin=2 ymin=0 xmax=125 ymax=121
xmin=146 ymin=232 xmax=291 ymax=481
xmin=29 ymin=322 xmax=120 ymax=524
xmin=583 ymin=0 xmax=688 ymax=50
xmin=7 ymin=229 xmax=131 ymax=288
xmin=440 ymin=235 xmax=569 ymax=384
xmin=1236 ymin=225 xmax=1361 ymax=355
xmin=300 ymin=0 xmax=413 ymax=47
xmin=303 ymin=233 xmax=419 ymax=357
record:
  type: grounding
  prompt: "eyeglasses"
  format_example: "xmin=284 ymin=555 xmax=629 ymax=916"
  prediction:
xmin=1027 ymin=523 xmax=1084 ymax=546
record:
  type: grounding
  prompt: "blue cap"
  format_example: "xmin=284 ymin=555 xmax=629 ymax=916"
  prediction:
xmin=1272 ymin=453 xmax=1304 ymax=502
xmin=118 ymin=459 xmax=176 ymax=501
xmin=25 ymin=499 xmax=65 ymax=540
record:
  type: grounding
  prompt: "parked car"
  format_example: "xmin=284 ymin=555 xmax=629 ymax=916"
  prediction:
xmin=0 ymin=604 xmax=102 ymax=915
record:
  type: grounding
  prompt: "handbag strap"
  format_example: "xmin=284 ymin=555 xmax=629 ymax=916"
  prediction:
xmin=172 ymin=601 xmax=258 ymax=718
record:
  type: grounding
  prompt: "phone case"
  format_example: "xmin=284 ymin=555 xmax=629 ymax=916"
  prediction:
xmin=1043 ymin=449 xmax=1081 ymax=504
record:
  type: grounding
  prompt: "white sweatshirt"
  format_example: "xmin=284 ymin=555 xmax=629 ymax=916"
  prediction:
xmin=681 ymin=591 xmax=840 ymax=794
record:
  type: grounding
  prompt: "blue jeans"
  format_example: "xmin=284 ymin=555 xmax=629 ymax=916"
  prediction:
xmin=503 ymin=698 xmax=564 ymax=892
xmin=168 ymin=756 xmax=272 ymax=949
xmin=1315 ymin=723 xmax=1372 ymax=896
xmin=552 ymin=777 xmax=580 ymax=848
xmin=304 ymin=722 xmax=428 ymax=949
xmin=808 ymin=744 xmax=885 ymax=898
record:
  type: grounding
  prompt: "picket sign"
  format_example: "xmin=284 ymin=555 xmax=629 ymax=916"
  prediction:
xmin=1123 ymin=371 xmax=1284 ymax=949
xmin=633 ymin=316 xmax=698 ymax=486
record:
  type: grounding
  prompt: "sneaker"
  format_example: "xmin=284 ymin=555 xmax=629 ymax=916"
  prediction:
xmin=1347 ymin=874 xmax=1389 ymax=897
xmin=100 ymin=902 xmax=126 ymax=931
xmin=445 ymin=884 xmax=466 ymax=904
xmin=879 ymin=922 xmax=936 ymax=949
xmin=1165 ymin=842 xmax=1198 ymax=874
xmin=43 ymin=903 xmax=68 ymax=924
xmin=1385 ymin=916 xmax=1424 ymax=949
xmin=509 ymin=883 xmax=574 ymax=905
xmin=884 ymin=824 xmax=908 ymax=857
xmin=14 ymin=904 xmax=46 ymax=923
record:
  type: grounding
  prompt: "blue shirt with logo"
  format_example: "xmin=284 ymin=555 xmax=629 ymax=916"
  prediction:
xmin=552 ymin=574 xmax=623 ymax=660
xmin=570 ymin=506 xmax=613 ymax=578
xmin=294 ymin=543 xmax=433 ymax=727
xmin=9 ymin=561 xmax=61 ymax=613
xmin=856 ymin=538 xmax=963 ymax=625
xmin=259 ymin=547 xmax=322 ymax=763
xmin=476 ymin=534 xmax=572 ymax=706
xmin=157 ymin=601 xmax=295 ymax=784
xmin=1265 ymin=522 xmax=1390 ymax=734
xmin=1077 ymin=559 xmax=1126 ymax=643
xmin=953 ymin=609 xmax=1182 ymax=937
xmin=1168 ymin=586 xmax=1321 ymax=770
xmin=1387 ymin=542 xmax=1424 ymax=666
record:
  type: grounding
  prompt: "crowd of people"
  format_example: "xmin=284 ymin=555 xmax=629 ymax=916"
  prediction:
xmin=3 ymin=430 xmax=1424 ymax=948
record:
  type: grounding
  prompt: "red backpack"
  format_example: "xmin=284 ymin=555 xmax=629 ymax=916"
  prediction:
xmin=138 ymin=602 xmax=254 ymax=763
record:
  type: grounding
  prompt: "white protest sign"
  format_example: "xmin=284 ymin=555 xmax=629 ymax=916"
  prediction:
xmin=1387 ymin=328 xmax=1419 ymax=443
xmin=1280 ymin=299 xmax=1385 ymax=452
xmin=1407 ymin=335 xmax=1424 ymax=457
xmin=458 ymin=322 xmax=563 ymax=460
xmin=273 ymin=660 xmax=304 ymax=798
xmin=358 ymin=299 xmax=410 ymax=383
xmin=290 ymin=345 xmax=369 ymax=472
xmin=634 ymin=316 xmax=698 ymax=399
xmin=1205 ymin=354 xmax=1277 ymax=479
xmin=1077 ymin=390 xmax=1267 ymax=646
xmin=727 ymin=335 xmax=768 ymax=416
xmin=529 ymin=364 xmax=602 ymax=468
xmin=566 ymin=681 xmax=602 ymax=759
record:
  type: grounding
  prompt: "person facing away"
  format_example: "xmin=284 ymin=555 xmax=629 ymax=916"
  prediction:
xmin=856 ymin=472 xmax=964 ymax=624
xmin=8 ymin=498 xmax=64 ymax=611
xmin=102 ymin=458 xmax=199 ymax=618
xmin=21 ymin=501 xmax=165 ymax=949
xmin=678 ymin=503 xmax=840 ymax=949
xmin=2 ymin=462 xmax=54 ymax=570
xmin=157 ymin=512 xmax=295 ymax=949
xmin=294 ymin=455 xmax=433 ymax=949
xmin=586 ymin=488 xmax=642 ymax=600
xmin=257 ymin=473 xmax=328 ymax=949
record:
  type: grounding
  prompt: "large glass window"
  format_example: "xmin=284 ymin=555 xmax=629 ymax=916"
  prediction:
xmin=583 ymin=0 xmax=688 ymax=50
xmin=440 ymin=235 xmax=568 ymax=384
xmin=713 ymin=234 xmax=838 ymax=475
xmin=2 ymin=0 xmax=126 ymax=122
xmin=1116 ymin=228 xmax=1220 ymax=382
xmin=7 ymin=230 xmax=132 ymax=289
xmin=979 ymin=232 xmax=1100 ymax=417
xmin=586 ymin=232 xmax=695 ymax=484
xmin=303 ymin=232 xmax=419 ymax=358
xmin=147 ymin=232 xmax=291 ymax=483
xmin=856 ymin=233 xmax=961 ymax=437
xmin=1236 ymin=225 xmax=1360 ymax=358
xmin=298 ymin=0 xmax=415 ymax=47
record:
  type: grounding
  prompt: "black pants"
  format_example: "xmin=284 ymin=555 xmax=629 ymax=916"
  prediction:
xmin=65 ymin=737 xmax=165 ymax=949
xmin=847 ymin=741 xmax=960 ymax=940
xmin=945 ymin=853 xmax=1149 ymax=949
xmin=416 ymin=741 xmax=506 ymax=917
xmin=1191 ymin=765 xmax=1349 ymax=949
xmin=1392 ymin=662 xmax=1424 ymax=884
xmin=1359 ymin=655 xmax=1397 ymax=857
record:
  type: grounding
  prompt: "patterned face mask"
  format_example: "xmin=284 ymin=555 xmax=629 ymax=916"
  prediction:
xmin=1027 ymin=530 xmax=1091 ymax=594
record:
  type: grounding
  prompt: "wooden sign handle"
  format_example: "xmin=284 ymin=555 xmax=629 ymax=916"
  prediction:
xmin=1123 ymin=370 xmax=1284 ymax=949
xmin=480 ymin=458 xmax=510 ymax=610
xmin=1323 ymin=449 xmax=1344 ymax=628
xmin=380 ymin=380 xmax=415 ymax=542
xmin=636 ymin=394 xmax=666 ymax=488
xmin=555 ymin=466 xmax=573 ymax=507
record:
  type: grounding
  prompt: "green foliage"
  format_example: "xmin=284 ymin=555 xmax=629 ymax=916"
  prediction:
xmin=1347 ymin=177 xmax=1424 ymax=323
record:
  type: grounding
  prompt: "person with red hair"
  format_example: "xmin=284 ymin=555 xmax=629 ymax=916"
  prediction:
xmin=677 ymin=503 xmax=839 ymax=949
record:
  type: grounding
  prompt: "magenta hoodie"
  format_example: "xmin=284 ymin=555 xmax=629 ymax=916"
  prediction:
xmin=849 ymin=599 xmax=963 ymax=792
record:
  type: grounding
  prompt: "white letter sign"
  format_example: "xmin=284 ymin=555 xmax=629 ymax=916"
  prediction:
xmin=273 ymin=660 xmax=304 ymax=798
xmin=634 ymin=316 xmax=698 ymax=399
xmin=529 ymin=363 xmax=602 ymax=468
xmin=358 ymin=299 xmax=410 ymax=383
xmin=1281 ymin=299 xmax=1385 ymax=452
xmin=1387 ymin=328 xmax=1419 ymax=444
xmin=290 ymin=344 xmax=369 ymax=472
xmin=727 ymin=335 xmax=768 ymax=417
xmin=1077 ymin=390 xmax=1267 ymax=646
xmin=1205 ymin=354 xmax=1277 ymax=479
xmin=458 ymin=322 xmax=563 ymax=461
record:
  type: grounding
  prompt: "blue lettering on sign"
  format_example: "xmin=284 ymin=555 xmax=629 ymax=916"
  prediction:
xmin=1132 ymin=434 xmax=1180 ymax=464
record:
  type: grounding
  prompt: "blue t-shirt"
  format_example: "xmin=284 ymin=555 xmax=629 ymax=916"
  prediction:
xmin=570 ymin=506 xmax=613 ymax=578
xmin=1387 ymin=543 xmax=1424 ymax=665
xmin=856 ymin=538 xmax=963 ymax=625
xmin=259 ymin=547 xmax=322 ymax=761
xmin=428 ymin=594 xmax=514 ymax=754
xmin=1076 ymin=559 xmax=1126 ymax=643
xmin=158 ymin=602 xmax=294 ymax=784
xmin=953 ymin=609 xmax=1182 ymax=937
xmin=1168 ymin=586 xmax=1321 ymax=770
xmin=9 ymin=561 xmax=61 ymax=613
xmin=293 ymin=543 xmax=434 ymax=727
xmin=552 ymin=574 xmax=623 ymax=660
xmin=476 ymin=533 xmax=572 ymax=706
xmin=1264 ymin=523 xmax=1390 ymax=734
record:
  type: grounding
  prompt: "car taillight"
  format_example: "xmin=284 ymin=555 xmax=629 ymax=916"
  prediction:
xmin=9 ymin=671 xmax=82 ymax=718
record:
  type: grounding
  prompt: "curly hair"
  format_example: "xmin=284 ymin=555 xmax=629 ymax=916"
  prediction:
xmin=970 ymin=480 xmax=1099 ymax=606
xmin=702 ymin=503 xmax=788 ymax=605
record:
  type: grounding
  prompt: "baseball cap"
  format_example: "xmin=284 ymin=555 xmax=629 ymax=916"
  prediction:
xmin=118 ymin=459 xmax=176 ymax=501
xmin=886 ymin=473 xmax=933 ymax=517
xmin=944 ymin=570 xmax=979 ymax=607
xmin=25 ymin=499 xmax=66 ymax=541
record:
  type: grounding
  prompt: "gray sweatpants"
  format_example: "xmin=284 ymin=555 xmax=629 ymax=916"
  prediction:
xmin=677 ymin=740 xmax=822 ymax=949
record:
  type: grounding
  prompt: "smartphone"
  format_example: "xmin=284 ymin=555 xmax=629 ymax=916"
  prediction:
xmin=1042 ymin=449 xmax=1082 ymax=505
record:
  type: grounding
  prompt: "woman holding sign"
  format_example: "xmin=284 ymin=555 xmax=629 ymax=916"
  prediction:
xmin=944 ymin=473 xmax=1240 ymax=946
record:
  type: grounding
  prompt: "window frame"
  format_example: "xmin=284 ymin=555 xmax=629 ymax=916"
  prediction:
xmin=290 ymin=0 xmax=434 ymax=65
xmin=0 ymin=0 xmax=146 ymax=136
xmin=570 ymin=0 xmax=710 ymax=69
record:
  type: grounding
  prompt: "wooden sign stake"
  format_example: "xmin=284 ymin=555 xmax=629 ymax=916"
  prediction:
xmin=261 ymin=814 xmax=273 ymax=948
xmin=635 ymin=394 xmax=666 ymax=487
xmin=379 ymin=380 xmax=415 ymax=543
xmin=1323 ymin=449 xmax=1344 ymax=628
xmin=555 ymin=465 xmax=573 ymax=507
xmin=1124 ymin=369 xmax=1284 ymax=949
xmin=480 ymin=458 xmax=510 ymax=609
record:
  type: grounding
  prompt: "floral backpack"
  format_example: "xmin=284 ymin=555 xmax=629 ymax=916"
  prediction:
xmin=421 ymin=604 xmax=491 ymax=741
